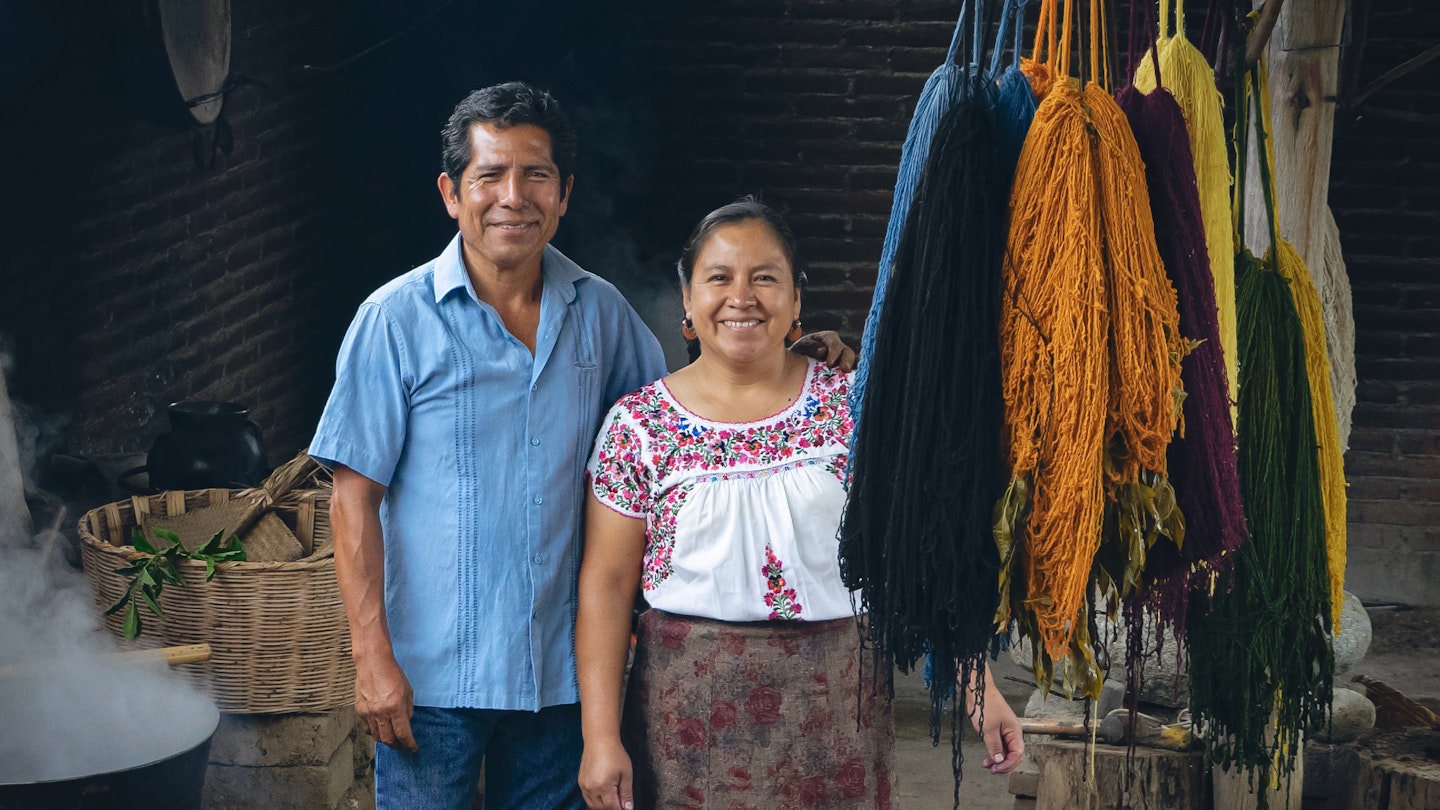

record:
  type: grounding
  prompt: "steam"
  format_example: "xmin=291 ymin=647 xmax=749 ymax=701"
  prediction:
xmin=0 ymin=344 xmax=217 ymax=785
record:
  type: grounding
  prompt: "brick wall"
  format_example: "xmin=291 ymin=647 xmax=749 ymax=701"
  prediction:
xmin=0 ymin=0 xmax=364 ymax=471
xmin=617 ymin=1 xmax=965 ymax=338
xmin=1330 ymin=1 xmax=1440 ymax=605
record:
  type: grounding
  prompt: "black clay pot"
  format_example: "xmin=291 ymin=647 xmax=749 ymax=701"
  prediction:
xmin=143 ymin=401 xmax=267 ymax=491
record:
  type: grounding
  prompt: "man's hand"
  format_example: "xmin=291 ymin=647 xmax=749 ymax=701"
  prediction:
xmin=789 ymin=330 xmax=857 ymax=372
xmin=579 ymin=738 xmax=635 ymax=810
xmin=355 ymin=653 xmax=418 ymax=751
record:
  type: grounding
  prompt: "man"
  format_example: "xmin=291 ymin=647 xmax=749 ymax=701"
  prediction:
xmin=311 ymin=82 xmax=849 ymax=809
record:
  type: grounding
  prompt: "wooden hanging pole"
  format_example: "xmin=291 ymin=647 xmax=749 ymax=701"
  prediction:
xmin=1246 ymin=0 xmax=1286 ymax=66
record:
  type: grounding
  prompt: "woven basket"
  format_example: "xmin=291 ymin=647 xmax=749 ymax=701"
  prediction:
xmin=79 ymin=488 xmax=354 ymax=714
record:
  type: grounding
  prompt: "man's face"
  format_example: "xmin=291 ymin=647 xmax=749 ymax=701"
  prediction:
xmin=440 ymin=122 xmax=572 ymax=275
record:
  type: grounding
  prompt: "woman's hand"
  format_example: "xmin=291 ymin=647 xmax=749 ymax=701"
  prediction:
xmin=579 ymin=738 xmax=635 ymax=810
xmin=972 ymin=692 xmax=1025 ymax=774
xmin=963 ymin=663 xmax=1025 ymax=774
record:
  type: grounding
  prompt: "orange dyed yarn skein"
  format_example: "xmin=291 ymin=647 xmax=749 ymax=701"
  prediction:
xmin=1000 ymin=0 xmax=1185 ymax=665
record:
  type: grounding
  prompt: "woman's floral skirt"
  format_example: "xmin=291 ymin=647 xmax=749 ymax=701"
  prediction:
xmin=623 ymin=609 xmax=896 ymax=809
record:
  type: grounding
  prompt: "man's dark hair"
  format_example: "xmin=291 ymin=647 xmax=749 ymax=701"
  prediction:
xmin=441 ymin=82 xmax=578 ymax=197
xmin=676 ymin=196 xmax=805 ymax=290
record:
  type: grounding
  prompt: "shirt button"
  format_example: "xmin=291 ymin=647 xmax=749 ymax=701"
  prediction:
xmin=530 ymin=437 xmax=540 ymax=446
xmin=532 ymin=554 xmax=543 ymax=565
xmin=533 ymin=496 xmax=543 ymax=505
xmin=531 ymin=384 xmax=538 ymax=392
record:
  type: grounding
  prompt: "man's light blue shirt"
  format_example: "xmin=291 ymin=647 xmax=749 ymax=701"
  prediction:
xmin=310 ymin=235 xmax=666 ymax=710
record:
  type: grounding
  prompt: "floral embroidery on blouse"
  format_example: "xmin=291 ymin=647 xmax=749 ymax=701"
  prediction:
xmin=762 ymin=543 xmax=802 ymax=620
xmin=588 ymin=362 xmax=852 ymax=608
xmin=642 ymin=482 xmax=692 ymax=590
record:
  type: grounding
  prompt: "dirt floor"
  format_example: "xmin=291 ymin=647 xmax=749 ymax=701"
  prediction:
xmin=1356 ymin=605 xmax=1440 ymax=709
xmin=891 ymin=654 xmax=1033 ymax=809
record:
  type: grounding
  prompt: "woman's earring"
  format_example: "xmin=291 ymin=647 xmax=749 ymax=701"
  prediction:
xmin=682 ymin=316 xmax=698 ymax=341
xmin=787 ymin=319 xmax=803 ymax=342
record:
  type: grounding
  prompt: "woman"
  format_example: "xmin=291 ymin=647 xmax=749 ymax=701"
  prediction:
xmin=576 ymin=199 xmax=1023 ymax=810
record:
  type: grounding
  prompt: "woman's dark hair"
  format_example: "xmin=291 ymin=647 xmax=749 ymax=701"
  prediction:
xmin=676 ymin=196 xmax=805 ymax=290
xmin=441 ymin=82 xmax=577 ymax=197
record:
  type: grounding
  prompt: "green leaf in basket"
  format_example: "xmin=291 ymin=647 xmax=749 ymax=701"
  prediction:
xmin=196 ymin=529 xmax=226 ymax=557
xmin=123 ymin=602 xmax=141 ymax=639
xmin=114 ymin=524 xmax=250 ymax=639
xmin=104 ymin=589 xmax=132 ymax=616
xmin=140 ymin=587 xmax=164 ymax=618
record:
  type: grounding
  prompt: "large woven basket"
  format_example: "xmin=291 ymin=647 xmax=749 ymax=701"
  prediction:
xmin=79 ymin=488 xmax=354 ymax=714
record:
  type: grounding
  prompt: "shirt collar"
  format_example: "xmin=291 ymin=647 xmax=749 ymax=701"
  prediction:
xmin=432 ymin=235 xmax=587 ymax=306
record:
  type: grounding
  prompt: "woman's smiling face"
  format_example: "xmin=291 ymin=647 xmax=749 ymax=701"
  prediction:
xmin=683 ymin=218 xmax=801 ymax=367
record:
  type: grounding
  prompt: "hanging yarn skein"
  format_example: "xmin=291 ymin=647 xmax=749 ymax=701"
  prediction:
xmin=849 ymin=7 xmax=970 ymax=429
xmin=997 ymin=0 xmax=1185 ymax=692
xmin=1251 ymin=60 xmax=1348 ymax=629
xmin=838 ymin=4 xmax=1006 ymax=790
xmin=1185 ymin=58 xmax=1333 ymax=793
xmin=1116 ymin=25 xmax=1246 ymax=635
xmin=991 ymin=0 xmax=1038 ymax=174
xmin=1134 ymin=0 xmax=1239 ymax=415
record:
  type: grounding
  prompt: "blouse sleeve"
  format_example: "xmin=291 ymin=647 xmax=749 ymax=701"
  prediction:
xmin=587 ymin=404 xmax=651 ymax=518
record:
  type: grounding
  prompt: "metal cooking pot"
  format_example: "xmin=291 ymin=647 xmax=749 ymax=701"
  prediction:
xmin=0 ymin=732 xmax=214 ymax=810
xmin=0 ymin=666 xmax=219 ymax=810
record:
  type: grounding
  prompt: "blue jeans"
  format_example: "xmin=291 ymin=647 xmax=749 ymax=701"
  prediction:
xmin=375 ymin=703 xmax=584 ymax=810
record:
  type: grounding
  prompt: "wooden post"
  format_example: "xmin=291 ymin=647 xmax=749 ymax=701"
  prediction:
xmin=1249 ymin=0 xmax=1347 ymax=271
xmin=1210 ymin=741 xmax=1305 ymax=810
xmin=1341 ymin=729 xmax=1440 ymax=809
xmin=1031 ymin=740 xmax=1208 ymax=810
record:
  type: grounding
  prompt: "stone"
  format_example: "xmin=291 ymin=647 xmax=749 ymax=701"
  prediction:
xmin=1008 ymin=632 xmax=1035 ymax=672
xmin=1332 ymin=591 xmax=1373 ymax=679
xmin=1097 ymin=612 xmax=1189 ymax=709
xmin=204 ymin=737 xmax=353 ymax=810
xmin=1098 ymin=678 xmax=1126 ymax=719
xmin=1008 ymin=757 xmax=1041 ymax=798
xmin=1025 ymin=688 xmax=1087 ymax=723
xmin=1313 ymin=684 xmax=1376 ymax=743
xmin=208 ymin=707 xmax=357 ymax=767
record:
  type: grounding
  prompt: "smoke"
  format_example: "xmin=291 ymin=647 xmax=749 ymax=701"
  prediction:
xmin=0 ymin=345 xmax=217 ymax=785
xmin=562 ymin=94 xmax=690 ymax=372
